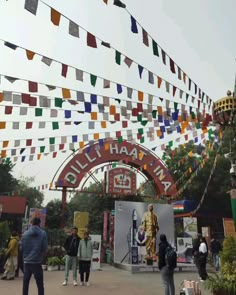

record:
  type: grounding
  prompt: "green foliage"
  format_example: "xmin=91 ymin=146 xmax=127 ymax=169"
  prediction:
xmin=204 ymin=236 xmax=236 ymax=294
xmin=0 ymin=162 xmax=18 ymax=194
xmin=0 ymin=221 xmax=11 ymax=248
xmin=163 ymin=136 xmax=232 ymax=217
xmin=45 ymin=200 xmax=69 ymax=229
xmin=16 ymin=177 xmax=44 ymax=208
xmin=47 ymin=256 xmax=61 ymax=266
xmin=68 ymin=182 xmax=144 ymax=235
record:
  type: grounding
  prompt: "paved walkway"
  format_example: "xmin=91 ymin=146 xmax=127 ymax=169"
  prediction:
xmin=0 ymin=264 xmax=211 ymax=295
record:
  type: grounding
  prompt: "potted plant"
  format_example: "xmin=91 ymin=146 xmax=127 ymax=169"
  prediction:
xmin=204 ymin=236 xmax=236 ymax=295
xmin=145 ymin=256 xmax=153 ymax=265
xmin=47 ymin=256 xmax=61 ymax=271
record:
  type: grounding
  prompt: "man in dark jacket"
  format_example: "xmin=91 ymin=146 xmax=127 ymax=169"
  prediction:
xmin=158 ymin=234 xmax=175 ymax=295
xmin=192 ymin=233 xmax=201 ymax=270
xmin=62 ymin=226 xmax=80 ymax=286
xmin=21 ymin=217 xmax=48 ymax=295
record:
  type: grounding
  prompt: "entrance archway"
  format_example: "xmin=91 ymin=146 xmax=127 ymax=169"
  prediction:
xmin=55 ymin=140 xmax=177 ymax=196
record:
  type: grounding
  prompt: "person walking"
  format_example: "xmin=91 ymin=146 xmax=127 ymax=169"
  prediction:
xmin=15 ymin=234 xmax=24 ymax=277
xmin=158 ymin=234 xmax=175 ymax=295
xmin=21 ymin=217 xmax=48 ymax=295
xmin=62 ymin=226 xmax=80 ymax=286
xmin=210 ymin=237 xmax=221 ymax=271
xmin=77 ymin=231 xmax=93 ymax=287
xmin=198 ymin=237 xmax=208 ymax=281
xmin=1 ymin=231 xmax=19 ymax=280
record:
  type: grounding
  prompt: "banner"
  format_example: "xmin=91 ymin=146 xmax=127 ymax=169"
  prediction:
xmin=223 ymin=218 xmax=236 ymax=239
xmin=73 ymin=211 xmax=89 ymax=238
xmin=183 ymin=217 xmax=198 ymax=238
xmin=29 ymin=208 xmax=47 ymax=228
xmin=90 ymin=234 xmax=101 ymax=270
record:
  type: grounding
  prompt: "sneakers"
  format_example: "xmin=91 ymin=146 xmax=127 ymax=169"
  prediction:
xmin=80 ymin=282 xmax=84 ymax=286
xmin=73 ymin=280 xmax=78 ymax=286
xmin=86 ymin=282 xmax=90 ymax=287
xmin=62 ymin=280 xmax=67 ymax=286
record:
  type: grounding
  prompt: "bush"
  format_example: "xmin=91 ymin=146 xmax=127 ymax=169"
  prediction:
xmin=204 ymin=236 xmax=236 ymax=295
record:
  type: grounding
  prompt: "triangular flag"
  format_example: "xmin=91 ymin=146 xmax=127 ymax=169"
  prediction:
xmin=142 ymin=29 xmax=149 ymax=46
xmin=51 ymin=8 xmax=61 ymax=26
xmin=26 ymin=50 xmax=35 ymax=60
xmin=87 ymin=32 xmax=97 ymax=48
xmin=131 ymin=16 xmax=138 ymax=33
xmin=24 ymin=0 xmax=38 ymax=15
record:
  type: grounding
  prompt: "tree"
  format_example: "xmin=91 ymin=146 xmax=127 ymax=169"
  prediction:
xmin=163 ymin=134 xmax=232 ymax=218
xmin=45 ymin=199 xmax=69 ymax=229
xmin=0 ymin=162 xmax=18 ymax=195
xmin=68 ymin=182 xmax=144 ymax=234
xmin=16 ymin=177 xmax=44 ymax=209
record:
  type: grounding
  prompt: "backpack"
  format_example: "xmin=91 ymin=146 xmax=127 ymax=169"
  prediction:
xmin=165 ymin=245 xmax=177 ymax=269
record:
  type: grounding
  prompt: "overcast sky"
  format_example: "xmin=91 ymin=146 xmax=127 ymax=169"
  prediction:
xmin=0 ymin=0 xmax=235 ymax=204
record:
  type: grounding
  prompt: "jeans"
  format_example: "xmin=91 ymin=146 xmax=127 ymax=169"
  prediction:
xmin=160 ymin=265 xmax=175 ymax=295
xmin=212 ymin=253 xmax=220 ymax=271
xmin=64 ymin=255 xmax=77 ymax=281
xmin=23 ymin=263 xmax=44 ymax=295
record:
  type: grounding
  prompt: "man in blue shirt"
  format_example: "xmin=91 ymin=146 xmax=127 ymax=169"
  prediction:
xmin=21 ymin=217 xmax=48 ymax=295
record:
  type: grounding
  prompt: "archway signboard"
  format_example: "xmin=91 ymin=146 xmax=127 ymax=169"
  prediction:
xmin=56 ymin=140 xmax=177 ymax=197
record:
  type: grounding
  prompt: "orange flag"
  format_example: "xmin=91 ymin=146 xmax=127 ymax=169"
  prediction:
xmin=94 ymin=133 xmax=99 ymax=140
xmin=62 ymin=88 xmax=71 ymax=99
xmin=103 ymin=0 xmax=108 ymax=3
xmin=51 ymin=8 xmax=61 ymax=26
xmin=2 ymin=141 xmax=9 ymax=148
xmin=101 ymin=121 xmax=107 ymax=128
xmin=79 ymin=141 xmax=84 ymax=149
xmin=0 ymin=122 xmax=6 ymax=129
xmin=26 ymin=50 xmax=35 ymax=60
xmin=157 ymin=76 xmax=162 ymax=88
xmin=110 ymin=105 xmax=116 ymax=115
xmin=138 ymin=91 xmax=144 ymax=101
xmin=91 ymin=112 xmax=97 ymax=120
xmin=1 ymin=150 xmax=7 ymax=158
xmin=0 ymin=93 xmax=3 ymax=103
xmin=157 ymin=106 xmax=163 ymax=115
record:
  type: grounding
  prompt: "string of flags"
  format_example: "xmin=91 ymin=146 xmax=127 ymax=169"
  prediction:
xmin=21 ymin=1 xmax=212 ymax=110
xmin=0 ymin=73 xmax=209 ymax=121
xmin=1 ymin=39 xmax=211 ymax=115
xmin=24 ymin=130 xmax=210 ymax=192
xmin=102 ymin=0 xmax=213 ymax=106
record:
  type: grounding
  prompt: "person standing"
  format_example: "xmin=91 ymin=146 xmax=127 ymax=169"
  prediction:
xmin=192 ymin=233 xmax=201 ymax=270
xmin=135 ymin=225 xmax=147 ymax=263
xmin=210 ymin=237 xmax=221 ymax=271
xmin=158 ymin=234 xmax=175 ymax=295
xmin=1 ymin=231 xmax=19 ymax=280
xmin=142 ymin=204 xmax=159 ymax=258
xmin=77 ymin=231 xmax=93 ymax=287
xmin=62 ymin=226 xmax=80 ymax=286
xmin=21 ymin=217 xmax=48 ymax=295
xmin=198 ymin=237 xmax=208 ymax=281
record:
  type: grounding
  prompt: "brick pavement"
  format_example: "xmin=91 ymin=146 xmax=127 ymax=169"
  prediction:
xmin=0 ymin=264 xmax=211 ymax=295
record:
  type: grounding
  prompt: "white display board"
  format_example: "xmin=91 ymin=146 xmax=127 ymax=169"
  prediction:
xmin=90 ymin=234 xmax=101 ymax=270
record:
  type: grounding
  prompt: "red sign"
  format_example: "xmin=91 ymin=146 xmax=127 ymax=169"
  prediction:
xmin=56 ymin=140 xmax=176 ymax=196
xmin=106 ymin=167 xmax=136 ymax=195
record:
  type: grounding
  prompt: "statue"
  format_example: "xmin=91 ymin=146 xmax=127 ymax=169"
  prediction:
xmin=142 ymin=204 xmax=159 ymax=257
